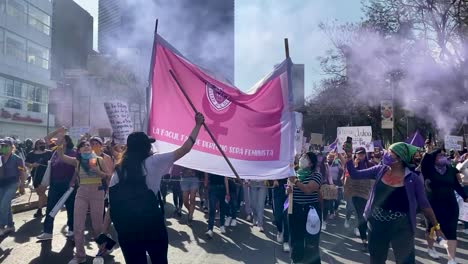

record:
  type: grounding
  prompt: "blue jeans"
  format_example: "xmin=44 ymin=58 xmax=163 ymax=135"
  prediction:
xmin=243 ymin=184 xmax=252 ymax=215
xmin=0 ymin=182 xmax=18 ymax=227
xmin=250 ymin=185 xmax=267 ymax=227
xmin=208 ymin=185 xmax=227 ymax=230
xmin=227 ymin=185 xmax=240 ymax=220
xmin=273 ymin=184 xmax=289 ymax=242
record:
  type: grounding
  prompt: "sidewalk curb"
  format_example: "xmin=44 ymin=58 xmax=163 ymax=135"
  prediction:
xmin=12 ymin=201 xmax=39 ymax=214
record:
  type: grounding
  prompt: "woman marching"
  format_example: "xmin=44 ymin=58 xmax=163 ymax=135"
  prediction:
xmin=56 ymin=137 xmax=110 ymax=264
xmin=25 ymin=139 xmax=53 ymax=218
xmin=341 ymin=142 xmax=443 ymax=264
xmin=108 ymin=112 xmax=204 ymax=264
xmin=421 ymin=149 xmax=468 ymax=264
xmin=287 ymin=151 xmax=322 ymax=264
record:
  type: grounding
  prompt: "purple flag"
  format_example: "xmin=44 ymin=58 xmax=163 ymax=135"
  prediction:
xmin=405 ymin=131 xmax=425 ymax=148
xmin=328 ymin=138 xmax=338 ymax=152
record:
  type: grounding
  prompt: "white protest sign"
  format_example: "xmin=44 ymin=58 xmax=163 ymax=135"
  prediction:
xmin=68 ymin=127 xmax=90 ymax=142
xmin=104 ymin=100 xmax=134 ymax=144
xmin=294 ymin=129 xmax=303 ymax=155
xmin=337 ymin=126 xmax=374 ymax=153
xmin=294 ymin=112 xmax=303 ymax=155
xmin=49 ymin=187 xmax=74 ymax=218
xmin=459 ymin=202 xmax=468 ymax=222
xmin=444 ymin=135 xmax=463 ymax=151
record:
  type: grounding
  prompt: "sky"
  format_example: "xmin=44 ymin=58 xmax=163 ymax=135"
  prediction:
xmin=73 ymin=0 xmax=362 ymax=97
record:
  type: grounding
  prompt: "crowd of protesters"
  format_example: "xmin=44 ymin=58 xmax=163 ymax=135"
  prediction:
xmin=1 ymin=122 xmax=468 ymax=264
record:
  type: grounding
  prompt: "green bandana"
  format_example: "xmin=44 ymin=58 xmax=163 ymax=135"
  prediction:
xmin=296 ymin=168 xmax=312 ymax=181
xmin=389 ymin=142 xmax=419 ymax=165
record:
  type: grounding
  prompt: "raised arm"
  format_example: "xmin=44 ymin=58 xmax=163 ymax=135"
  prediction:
xmin=174 ymin=113 xmax=204 ymax=161
xmin=454 ymin=173 xmax=468 ymax=201
xmin=56 ymin=145 xmax=78 ymax=167
xmin=346 ymin=160 xmax=382 ymax=180
xmin=45 ymin=127 xmax=67 ymax=144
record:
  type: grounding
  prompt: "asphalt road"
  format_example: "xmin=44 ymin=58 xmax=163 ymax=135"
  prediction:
xmin=1 ymin=196 xmax=467 ymax=264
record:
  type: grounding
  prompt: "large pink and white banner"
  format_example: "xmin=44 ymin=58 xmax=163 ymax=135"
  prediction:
xmin=148 ymin=35 xmax=296 ymax=179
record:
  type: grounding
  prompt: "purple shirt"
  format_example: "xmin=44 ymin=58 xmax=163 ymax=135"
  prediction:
xmin=346 ymin=160 xmax=431 ymax=233
xmin=50 ymin=149 xmax=77 ymax=184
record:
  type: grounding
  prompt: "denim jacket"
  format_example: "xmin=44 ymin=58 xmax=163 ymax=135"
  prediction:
xmin=346 ymin=161 xmax=431 ymax=233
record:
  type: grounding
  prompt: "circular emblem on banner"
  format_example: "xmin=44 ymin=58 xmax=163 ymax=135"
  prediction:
xmin=206 ymin=83 xmax=232 ymax=112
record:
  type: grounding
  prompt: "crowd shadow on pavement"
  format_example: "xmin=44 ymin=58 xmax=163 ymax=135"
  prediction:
xmin=166 ymin=203 xmax=290 ymax=264
xmin=12 ymin=217 xmax=43 ymax=244
xmin=0 ymin=238 xmax=12 ymax=263
xmin=28 ymin=240 xmax=74 ymax=264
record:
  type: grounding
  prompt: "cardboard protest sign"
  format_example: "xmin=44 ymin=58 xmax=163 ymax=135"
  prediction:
xmin=310 ymin=133 xmax=323 ymax=145
xmin=104 ymin=101 xmax=134 ymax=144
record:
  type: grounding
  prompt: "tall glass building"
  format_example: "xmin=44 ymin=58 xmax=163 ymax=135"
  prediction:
xmin=0 ymin=0 xmax=55 ymax=139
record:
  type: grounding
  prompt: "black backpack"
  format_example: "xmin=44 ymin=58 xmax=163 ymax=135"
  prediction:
xmin=109 ymin=171 xmax=165 ymax=241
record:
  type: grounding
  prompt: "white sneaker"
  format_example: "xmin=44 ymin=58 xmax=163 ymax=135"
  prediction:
xmin=66 ymin=230 xmax=74 ymax=237
xmin=93 ymin=256 xmax=104 ymax=264
xmin=277 ymin=232 xmax=284 ymax=243
xmin=68 ymin=257 xmax=86 ymax=264
xmin=354 ymin=228 xmax=360 ymax=237
xmin=230 ymin=219 xmax=237 ymax=227
xmin=344 ymin=219 xmax=350 ymax=228
xmin=427 ymin=248 xmax=440 ymax=259
xmin=283 ymin=243 xmax=290 ymax=253
xmin=205 ymin=229 xmax=213 ymax=238
xmin=447 ymin=259 xmax=457 ymax=264
xmin=322 ymin=221 xmax=327 ymax=231
xmin=246 ymin=215 xmax=252 ymax=222
xmin=37 ymin=232 xmax=53 ymax=241
xmin=225 ymin=217 xmax=232 ymax=227
xmin=259 ymin=226 xmax=264 ymax=233
xmin=220 ymin=226 xmax=226 ymax=234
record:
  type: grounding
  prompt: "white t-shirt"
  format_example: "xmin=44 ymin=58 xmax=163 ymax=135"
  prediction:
xmin=109 ymin=151 xmax=175 ymax=194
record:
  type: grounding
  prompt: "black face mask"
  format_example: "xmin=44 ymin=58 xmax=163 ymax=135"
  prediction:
xmin=39 ymin=146 xmax=46 ymax=151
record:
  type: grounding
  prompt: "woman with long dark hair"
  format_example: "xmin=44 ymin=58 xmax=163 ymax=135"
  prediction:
xmin=287 ymin=151 xmax=322 ymax=264
xmin=421 ymin=149 xmax=468 ymax=264
xmin=347 ymin=147 xmax=375 ymax=251
xmin=109 ymin=113 xmax=204 ymax=264
xmin=342 ymin=142 xmax=443 ymax=264
xmin=25 ymin=139 xmax=52 ymax=218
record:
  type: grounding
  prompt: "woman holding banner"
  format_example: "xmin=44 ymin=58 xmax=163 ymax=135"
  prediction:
xmin=342 ymin=142 xmax=443 ymax=264
xmin=421 ymin=149 xmax=468 ymax=264
xmin=287 ymin=151 xmax=322 ymax=264
xmin=108 ymin=112 xmax=204 ymax=264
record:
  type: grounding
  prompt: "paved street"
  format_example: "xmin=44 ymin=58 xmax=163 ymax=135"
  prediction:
xmin=1 ymin=196 xmax=467 ymax=264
